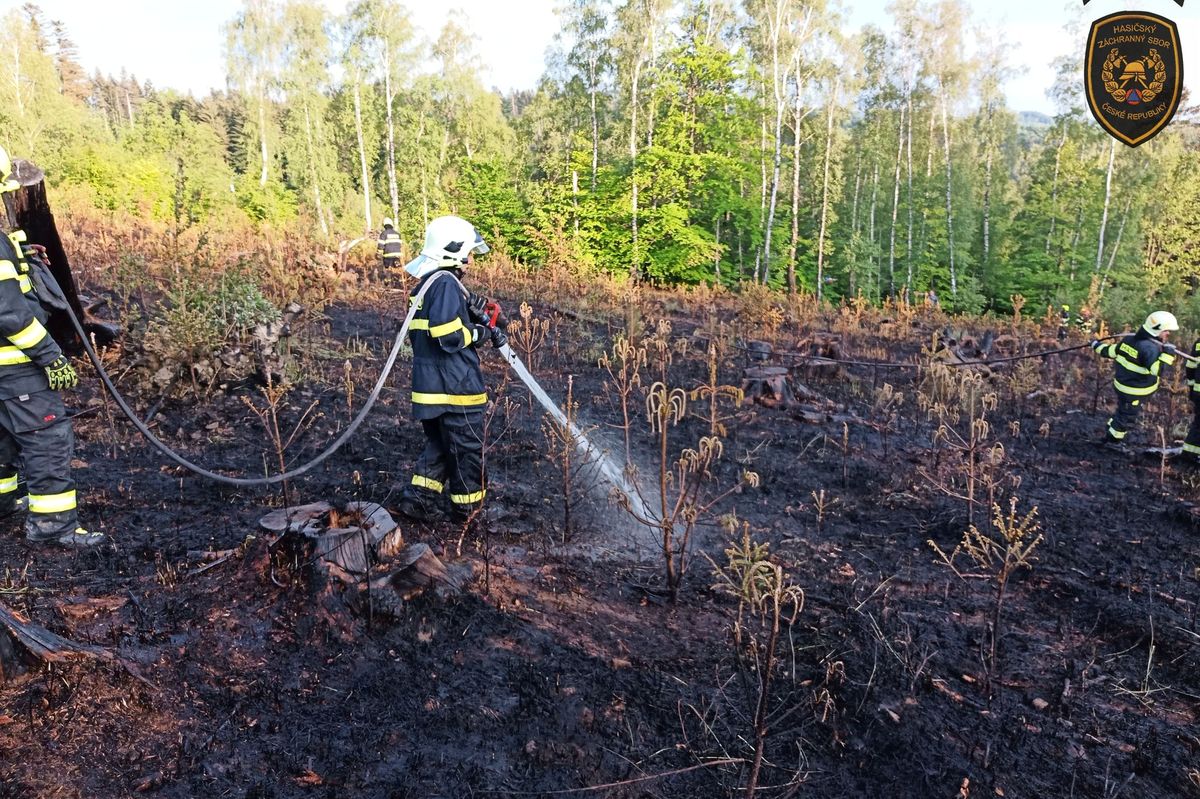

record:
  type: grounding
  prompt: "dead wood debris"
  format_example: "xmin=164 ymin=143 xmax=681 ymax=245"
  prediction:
xmin=259 ymin=502 xmax=473 ymax=620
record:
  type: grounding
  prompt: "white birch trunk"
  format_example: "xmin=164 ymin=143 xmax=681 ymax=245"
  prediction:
xmin=939 ymin=83 xmax=956 ymax=296
xmin=888 ymin=105 xmax=904 ymax=295
xmin=302 ymin=101 xmax=328 ymax=237
xmin=1095 ymin=138 xmax=1116 ymax=273
xmin=353 ymin=76 xmax=372 ymax=233
xmin=383 ymin=42 xmax=399 ymax=225
xmin=815 ymin=79 xmax=839 ymax=301
xmin=1046 ymin=126 xmax=1067 ymax=255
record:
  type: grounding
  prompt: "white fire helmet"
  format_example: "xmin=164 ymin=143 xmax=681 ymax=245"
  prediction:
xmin=403 ymin=215 xmax=489 ymax=279
xmin=382 ymin=217 xmax=395 ymax=228
xmin=0 ymin=146 xmax=21 ymax=193
xmin=1143 ymin=310 xmax=1179 ymax=338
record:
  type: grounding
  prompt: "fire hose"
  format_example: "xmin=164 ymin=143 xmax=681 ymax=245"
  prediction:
xmin=61 ymin=277 xmax=440 ymax=487
xmin=62 ymin=270 xmax=628 ymax=495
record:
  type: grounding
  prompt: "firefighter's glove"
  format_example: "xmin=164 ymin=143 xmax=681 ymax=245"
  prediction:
xmin=467 ymin=291 xmax=488 ymax=322
xmin=1090 ymin=339 xmax=1104 ymax=352
xmin=21 ymin=244 xmax=49 ymax=267
xmin=45 ymin=356 xmax=78 ymax=391
xmin=490 ymin=326 xmax=508 ymax=350
xmin=1163 ymin=343 xmax=1180 ymax=357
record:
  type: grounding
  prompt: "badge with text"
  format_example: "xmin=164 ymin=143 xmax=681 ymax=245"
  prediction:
xmin=1085 ymin=11 xmax=1183 ymax=147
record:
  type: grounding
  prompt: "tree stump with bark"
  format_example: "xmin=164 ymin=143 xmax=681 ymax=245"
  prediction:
xmin=742 ymin=366 xmax=797 ymax=408
xmin=1 ymin=158 xmax=115 ymax=350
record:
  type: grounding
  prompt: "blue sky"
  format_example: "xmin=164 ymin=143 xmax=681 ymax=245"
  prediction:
xmin=5 ymin=0 xmax=1198 ymax=114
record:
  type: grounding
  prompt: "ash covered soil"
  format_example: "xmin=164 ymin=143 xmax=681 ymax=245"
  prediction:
xmin=1 ymin=294 xmax=1197 ymax=799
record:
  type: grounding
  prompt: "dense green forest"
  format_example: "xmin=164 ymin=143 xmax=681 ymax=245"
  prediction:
xmin=2 ymin=0 xmax=1199 ymax=320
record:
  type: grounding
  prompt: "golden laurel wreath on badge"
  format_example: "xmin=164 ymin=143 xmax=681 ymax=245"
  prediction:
xmin=1100 ymin=48 xmax=1167 ymax=104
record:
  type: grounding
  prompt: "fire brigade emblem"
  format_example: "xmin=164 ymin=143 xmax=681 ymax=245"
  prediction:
xmin=1085 ymin=11 xmax=1183 ymax=147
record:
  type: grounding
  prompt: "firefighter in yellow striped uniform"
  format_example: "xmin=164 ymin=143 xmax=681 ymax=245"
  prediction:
xmin=0 ymin=147 xmax=103 ymax=546
xmin=376 ymin=218 xmax=403 ymax=270
xmin=1091 ymin=311 xmax=1178 ymax=449
xmin=1183 ymin=336 xmax=1200 ymax=462
xmin=397 ymin=215 xmax=504 ymax=522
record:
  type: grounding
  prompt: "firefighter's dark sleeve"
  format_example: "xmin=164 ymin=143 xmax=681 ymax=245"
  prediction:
xmin=1138 ymin=338 xmax=1174 ymax=371
xmin=1189 ymin=340 xmax=1200 ymax=385
xmin=376 ymin=234 xmax=385 ymax=255
xmin=1098 ymin=341 xmax=1118 ymax=360
xmin=0 ymin=253 xmax=61 ymax=367
xmin=424 ymin=278 xmax=485 ymax=354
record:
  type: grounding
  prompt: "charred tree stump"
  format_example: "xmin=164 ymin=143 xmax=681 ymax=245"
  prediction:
xmin=1 ymin=158 xmax=113 ymax=350
xmin=259 ymin=502 xmax=473 ymax=621
xmin=742 ymin=366 xmax=797 ymax=408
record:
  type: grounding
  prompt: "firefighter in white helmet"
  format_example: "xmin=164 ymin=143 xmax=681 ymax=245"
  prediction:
xmin=1091 ymin=310 xmax=1179 ymax=448
xmin=0 ymin=146 xmax=103 ymax=546
xmin=398 ymin=215 xmax=506 ymax=522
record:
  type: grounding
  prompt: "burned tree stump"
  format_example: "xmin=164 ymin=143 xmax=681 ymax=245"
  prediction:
xmin=260 ymin=502 xmax=472 ymax=620
xmin=742 ymin=366 xmax=796 ymax=408
xmin=2 ymin=158 xmax=113 ymax=350
xmin=786 ymin=333 xmax=849 ymax=381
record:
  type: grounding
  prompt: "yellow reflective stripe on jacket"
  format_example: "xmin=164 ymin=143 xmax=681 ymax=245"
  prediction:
xmin=411 ymin=474 xmax=444 ymax=493
xmin=0 ymin=261 xmax=34 ymax=293
xmin=29 ymin=490 xmax=76 ymax=514
xmin=382 ymin=253 xmax=403 ymax=259
xmin=410 ymin=319 xmax=430 ymax=330
xmin=1114 ymin=379 xmax=1158 ymax=397
xmin=429 ymin=318 xmax=465 ymax=338
xmin=0 ymin=474 xmax=17 ymax=493
xmin=450 ymin=490 xmax=485 ymax=505
xmin=1160 ymin=352 xmax=1177 ymax=366
xmin=1185 ymin=442 xmax=1200 ymax=455
xmin=0 ymin=345 xmax=32 ymax=365
xmin=411 ymin=391 xmax=488 ymax=406
xmin=7 ymin=319 xmax=47 ymax=349
xmin=1115 ymin=354 xmax=1152 ymax=375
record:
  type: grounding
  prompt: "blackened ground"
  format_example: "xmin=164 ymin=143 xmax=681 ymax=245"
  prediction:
xmin=0 ymin=297 xmax=1197 ymax=799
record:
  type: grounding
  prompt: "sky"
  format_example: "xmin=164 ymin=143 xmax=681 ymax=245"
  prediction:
xmin=4 ymin=0 xmax=1199 ymax=115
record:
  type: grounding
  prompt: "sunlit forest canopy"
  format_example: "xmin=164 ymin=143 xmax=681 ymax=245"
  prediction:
xmin=2 ymin=0 xmax=1198 ymax=322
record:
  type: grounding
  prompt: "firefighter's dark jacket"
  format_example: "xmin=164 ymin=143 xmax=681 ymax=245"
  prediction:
xmin=1187 ymin=338 xmax=1200 ymax=396
xmin=408 ymin=269 xmax=487 ymax=420
xmin=377 ymin=226 xmax=402 ymax=260
xmin=0 ymin=232 xmax=61 ymax=399
xmin=1096 ymin=327 xmax=1175 ymax=397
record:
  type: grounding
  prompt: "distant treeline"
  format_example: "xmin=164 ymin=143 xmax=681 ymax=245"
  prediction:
xmin=2 ymin=0 xmax=1199 ymax=323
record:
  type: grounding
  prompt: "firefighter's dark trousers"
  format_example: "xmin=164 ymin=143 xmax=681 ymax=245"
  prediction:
xmin=404 ymin=411 xmax=485 ymax=519
xmin=1106 ymin=392 xmax=1143 ymax=442
xmin=1184 ymin=395 xmax=1200 ymax=459
xmin=0 ymin=390 xmax=79 ymax=539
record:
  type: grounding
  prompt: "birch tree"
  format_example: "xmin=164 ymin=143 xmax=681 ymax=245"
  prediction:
xmin=224 ymin=0 xmax=281 ymax=186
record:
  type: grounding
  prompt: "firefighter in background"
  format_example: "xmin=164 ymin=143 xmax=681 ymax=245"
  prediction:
xmin=0 ymin=147 xmax=103 ymax=547
xmin=1058 ymin=305 xmax=1071 ymax=341
xmin=376 ymin=218 xmax=403 ymax=272
xmin=1091 ymin=311 xmax=1179 ymax=448
xmin=1183 ymin=335 xmax=1200 ymax=463
xmin=398 ymin=215 xmax=506 ymax=523
xmin=1075 ymin=305 xmax=1095 ymax=338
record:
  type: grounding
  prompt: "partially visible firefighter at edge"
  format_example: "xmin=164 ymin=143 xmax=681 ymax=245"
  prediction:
xmin=0 ymin=146 xmax=103 ymax=547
